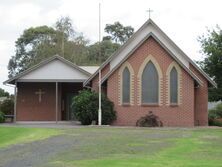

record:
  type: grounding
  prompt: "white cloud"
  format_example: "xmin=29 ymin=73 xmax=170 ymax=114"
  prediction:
xmin=0 ymin=0 xmax=222 ymax=93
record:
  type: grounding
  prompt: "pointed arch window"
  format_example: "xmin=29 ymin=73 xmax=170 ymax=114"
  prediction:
xmin=142 ymin=61 xmax=159 ymax=104
xmin=170 ymin=67 xmax=178 ymax=104
xmin=166 ymin=61 xmax=181 ymax=105
xmin=122 ymin=67 xmax=130 ymax=103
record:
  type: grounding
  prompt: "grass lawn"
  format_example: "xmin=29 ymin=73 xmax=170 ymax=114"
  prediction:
xmin=0 ymin=126 xmax=61 ymax=148
xmin=46 ymin=127 xmax=222 ymax=167
xmin=0 ymin=126 xmax=222 ymax=167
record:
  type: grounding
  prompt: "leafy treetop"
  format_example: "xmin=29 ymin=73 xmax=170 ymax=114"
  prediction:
xmin=198 ymin=26 xmax=222 ymax=101
xmin=0 ymin=88 xmax=9 ymax=98
xmin=7 ymin=17 xmax=130 ymax=78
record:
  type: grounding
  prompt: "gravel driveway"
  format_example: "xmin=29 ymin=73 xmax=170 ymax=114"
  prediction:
xmin=0 ymin=134 xmax=77 ymax=167
xmin=1 ymin=125 xmax=218 ymax=167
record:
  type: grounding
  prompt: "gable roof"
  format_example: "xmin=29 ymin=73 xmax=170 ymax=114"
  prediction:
xmin=79 ymin=66 xmax=99 ymax=74
xmin=101 ymin=33 xmax=203 ymax=85
xmin=4 ymin=55 xmax=92 ymax=85
xmin=84 ymin=19 xmax=217 ymax=88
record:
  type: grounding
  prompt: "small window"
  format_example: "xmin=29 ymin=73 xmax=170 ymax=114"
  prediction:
xmin=142 ymin=61 xmax=158 ymax=104
xmin=170 ymin=67 xmax=178 ymax=104
xmin=122 ymin=67 xmax=130 ymax=104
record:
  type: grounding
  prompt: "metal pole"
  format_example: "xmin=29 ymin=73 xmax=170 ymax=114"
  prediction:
xmin=98 ymin=3 xmax=102 ymax=126
xmin=98 ymin=70 xmax=102 ymax=125
xmin=14 ymin=82 xmax=17 ymax=123
xmin=56 ymin=82 xmax=58 ymax=123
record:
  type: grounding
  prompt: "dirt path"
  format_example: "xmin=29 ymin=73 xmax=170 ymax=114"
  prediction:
xmin=0 ymin=134 xmax=77 ymax=167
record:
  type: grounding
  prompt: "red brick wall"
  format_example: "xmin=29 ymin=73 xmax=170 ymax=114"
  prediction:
xmin=16 ymin=82 xmax=84 ymax=121
xmin=189 ymin=64 xmax=208 ymax=126
xmin=106 ymin=37 xmax=196 ymax=126
xmin=16 ymin=82 xmax=57 ymax=121
xmin=91 ymin=63 xmax=110 ymax=92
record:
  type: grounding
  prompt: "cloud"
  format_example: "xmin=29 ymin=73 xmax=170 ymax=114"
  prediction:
xmin=1 ymin=0 xmax=222 ymax=93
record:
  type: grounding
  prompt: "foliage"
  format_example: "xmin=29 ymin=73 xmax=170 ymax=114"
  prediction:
xmin=72 ymin=90 xmax=116 ymax=125
xmin=104 ymin=21 xmax=134 ymax=44
xmin=87 ymin=40 xmax=120 ymax=64
xmin=0 ymin=99 xmax=14 ymax=115
xmin=7 ymin=17 xmax=127 ymax=78
xmin=208 ymin=103 xmax=222 ymax=126
xmin=198 ymin=26 xmax=222 ymax=101
xmin=7 ymin=17 xmax=89 ymax=78
xmin=0 ymin=88 xmax=9 ymax=97
xmin=55 ymin=16 xmax=75 ymax=57
xmin=8 ymin=25 xmax=58 ymax=77
xmin=136 ymin=111 xmax=162 ymax=127
xmin=209 ymin=119 xmax=222 ymax=126
xmin=55 ymin=16 xmax=75 ymax=39
xmin=0 ymin=112 xmax=5 ymax=123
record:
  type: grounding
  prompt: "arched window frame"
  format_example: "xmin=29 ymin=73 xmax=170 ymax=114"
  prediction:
xmin=166 ymin=61 xmax=182 ymax=106
xmin=118 ymin=61 xmax=134 ymax=105
xmin=137 ymin=55 xmax=163 ymax=106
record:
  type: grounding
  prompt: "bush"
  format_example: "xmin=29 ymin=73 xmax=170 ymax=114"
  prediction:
xmin=72 ymin=90 xmax=116 ymax=125
xmin=209 ymin=119 xmax=222 ymax=126
xmin=208 ymin=103 xmax=222 ymax=127
xmin=136 ymin=111 xmax=163 ymax=127
xmin=0 ymin=98 xmax=14 ymax=115
xmin=0 ymin=111 xmax=5 ymax=123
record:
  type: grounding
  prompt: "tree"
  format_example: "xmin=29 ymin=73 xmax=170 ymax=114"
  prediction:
xmin=8 ymin=17 xmax=89 ymax=78
xmin=0 ymin=99 xmax=14 ymax=115
xmin=0 ymin=112 xmax=4 ymax=123
xmin=0 ymin=88 xmax=9 ymax=97
xmin=208 ymin=103 xmax=222 ymax=126
xmin=7 ymin=18 xmax=133 ymax=78
xmin=198 ymin=26 xmax=222 ymax=101
xmin=104 ymin=22 xmax=134 ymax=44
xmin=55 ymin=16 xmax=75 ymax=57
xmin=8 ymin=26 xmax=58 ymax=78
xmin=87 ymin=39 xmax=120 ymax=64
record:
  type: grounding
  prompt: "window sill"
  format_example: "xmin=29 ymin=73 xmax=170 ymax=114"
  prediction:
xmin=170 ymin=103 xmax=179 ymax=107
xmin=141 ymin=103 xmax=159 ymax=107
xmin=122 ymin=103 xmax=131 ymax=106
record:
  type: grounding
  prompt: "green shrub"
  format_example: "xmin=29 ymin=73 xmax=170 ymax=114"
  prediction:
xmin=210 ymin=120 xmax=222 ymax=126
xmin=208 ymin=103 xmax=222 ymax=126
xmin=72 ymin=90 xmax=116 ymax=125
xmin=0 ymin=98 xmax=14 ymax=115
xmin=0 ymin=111 xmax=5 ymax=123
xmin=136 ymin=111 xmax=163 ymax=127
xmin=214 ymin=103 xmax=222 ymax=117
xmin=215 ymin=120 xmax=222 ymax=126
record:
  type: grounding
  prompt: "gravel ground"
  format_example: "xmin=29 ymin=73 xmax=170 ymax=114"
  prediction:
xmin=0 ymin=134 xmax=77 ymax=167
xmin=0 ymin=125 xmax=171 ymax=167
xmin=0 ymin=125 xmax=221 ymax=167
xmin=0 ymin=122 xmax=82 ymax=129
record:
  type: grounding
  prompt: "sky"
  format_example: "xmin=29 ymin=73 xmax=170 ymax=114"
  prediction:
xmin=0 ymin=0 xmax=222 ymax=93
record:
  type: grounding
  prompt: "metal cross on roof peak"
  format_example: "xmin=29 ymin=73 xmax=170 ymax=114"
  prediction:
xmin=146 ymin=8 xmax=153 ymax=19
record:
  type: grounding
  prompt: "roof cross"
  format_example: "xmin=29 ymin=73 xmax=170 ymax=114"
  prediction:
xmin=146 ymin=8 xmax=153 ymax=19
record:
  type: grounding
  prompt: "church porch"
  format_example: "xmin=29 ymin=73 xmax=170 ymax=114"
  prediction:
xmin=15 ymin=82 xmax=83 ymax=122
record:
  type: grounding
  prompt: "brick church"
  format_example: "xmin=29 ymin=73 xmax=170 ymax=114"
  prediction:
xmin=4 ymin=19 xmax=216 ymax=126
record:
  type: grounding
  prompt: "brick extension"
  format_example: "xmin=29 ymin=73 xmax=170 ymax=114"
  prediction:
xmin=16 ymin=82 xmax=83 ymax=121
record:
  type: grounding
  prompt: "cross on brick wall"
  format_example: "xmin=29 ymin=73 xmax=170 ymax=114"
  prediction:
xmin=35 ymin=89 xmax=45 ymax=103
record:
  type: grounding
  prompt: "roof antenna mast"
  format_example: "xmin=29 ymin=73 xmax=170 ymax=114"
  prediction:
xmin=98 ymin=2 xmax=102 ymax=126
